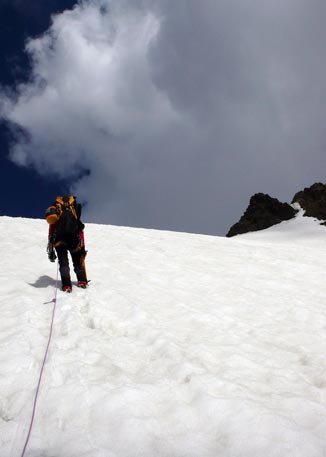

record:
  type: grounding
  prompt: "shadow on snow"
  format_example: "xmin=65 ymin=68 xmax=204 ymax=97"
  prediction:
xmin=29 ymin=275 xmax=58 ymax=288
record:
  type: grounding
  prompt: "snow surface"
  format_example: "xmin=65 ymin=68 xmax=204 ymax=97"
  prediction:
xmin=1 ymin=212 xmax=326 ymax=457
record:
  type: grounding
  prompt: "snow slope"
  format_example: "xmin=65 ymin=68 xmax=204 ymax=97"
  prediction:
xmin=1 ymin=213 xmax=326 ymax=457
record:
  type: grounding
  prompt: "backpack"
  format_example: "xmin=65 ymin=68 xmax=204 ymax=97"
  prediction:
xmin=46 ymin=195 xmax=82 ymax=236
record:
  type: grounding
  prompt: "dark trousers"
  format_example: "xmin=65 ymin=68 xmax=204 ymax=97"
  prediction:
xmin=55 ymin=241 xmax=87 ymax=288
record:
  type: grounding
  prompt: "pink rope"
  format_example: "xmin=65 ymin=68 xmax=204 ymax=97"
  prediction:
xmin=20 ymin=263 xmax=59 ymax=457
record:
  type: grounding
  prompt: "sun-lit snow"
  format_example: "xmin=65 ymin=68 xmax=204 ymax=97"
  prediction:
xmin=1 ymin=212 xmax=326 ymax=456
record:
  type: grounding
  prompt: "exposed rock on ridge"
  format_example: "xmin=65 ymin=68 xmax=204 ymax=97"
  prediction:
xmin=226 ymin=193 xmax=297 ymax=237
xmin=292 ymin=182 xmax=326 ymax=223
xmin=226 ymin=183 xmax=326 ymax=237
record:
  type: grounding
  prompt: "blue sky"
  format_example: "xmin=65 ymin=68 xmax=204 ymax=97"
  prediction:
xmin=1 ymin=0 xmax=326 ymax=234
xmin=0 ymin=0 xmax=77 ymax=218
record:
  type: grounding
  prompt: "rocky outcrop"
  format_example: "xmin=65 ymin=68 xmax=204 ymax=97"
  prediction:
xmin=226 ymin=193 xmax=297 ymax=237
xmin=226 ymin=182 xmax=326 ymax=237
xmin=292 ymin=182 xmax=326 ymax=222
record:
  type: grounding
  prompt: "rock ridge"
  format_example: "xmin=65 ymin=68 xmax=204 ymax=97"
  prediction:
xmin=226 ymin=182 xmax=326 ymax=237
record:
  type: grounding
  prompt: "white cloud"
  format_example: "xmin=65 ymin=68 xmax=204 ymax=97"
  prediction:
xmin=2 ymin=0 xmax=326 ymax=234
xmin=6 ymin=1 xmax=176 ymax=173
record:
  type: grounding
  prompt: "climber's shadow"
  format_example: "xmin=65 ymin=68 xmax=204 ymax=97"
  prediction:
xmin=29 ymin=275 xmax=57 ymax=288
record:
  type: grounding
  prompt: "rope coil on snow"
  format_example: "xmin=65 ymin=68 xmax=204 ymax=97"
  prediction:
xmin=20 ymin=262 xmax=59 ymax=457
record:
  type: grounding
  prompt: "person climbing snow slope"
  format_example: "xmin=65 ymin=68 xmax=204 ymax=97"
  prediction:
xmin=45 ymin=195 xmax=88 ymax=292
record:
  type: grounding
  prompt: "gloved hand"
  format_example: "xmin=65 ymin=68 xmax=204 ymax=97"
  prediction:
xmin=47 ymin=243 xmax=57 ymax=262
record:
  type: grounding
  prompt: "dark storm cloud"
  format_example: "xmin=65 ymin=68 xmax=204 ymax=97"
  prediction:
xmin=1 ymin=0 xmax=326 ymax=234
xmin=149 ymin=0 xmax=326 ymax=208
xmin=150 ymin=1 xmax=257 ymax=116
